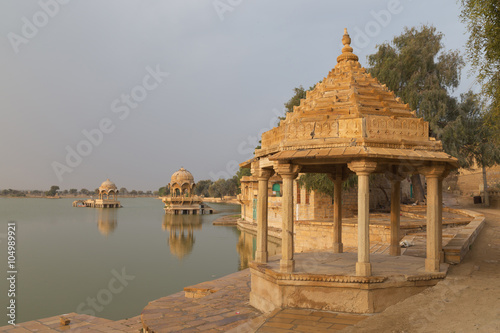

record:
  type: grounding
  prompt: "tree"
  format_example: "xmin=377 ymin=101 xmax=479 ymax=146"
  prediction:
xmin=209 ymin=179 xmax=232 ymax=198
xmin=367 ymin=25 xmax=464 ymax=203
xmin=236 ymin=167 xmax=251 ymax=193
xmin=81 ymin=188 xmax=90 ymax=195
xmin=69 ymin=188 xmax=77 ymax=195
xmin=226 ymin=176 xmax=239 ymax=196
xmin=194 ymin=180 xmax=212 ymax=197
xmin=443 ymin=91 xmax=500 ymax=206
xmin=130 ymin=190 xmax=138 ymax=196
xmin=119 ymin=187 xmax=128 ymax=194
xmin=45 ymin=185 xmax=59 ymax=197
xmin=158 ymin=186 xmax=170 ymax=197
xmin=460 ymin=0 xmax=500 ymax=138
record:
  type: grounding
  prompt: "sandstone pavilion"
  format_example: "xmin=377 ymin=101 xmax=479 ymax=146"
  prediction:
xmin=73 ymin=179 xmax=121 ymax=208
xmin=239 ymin=29 xmax=459 ymax=313
xmin=162 ymin=168 xmax=213 ymax=215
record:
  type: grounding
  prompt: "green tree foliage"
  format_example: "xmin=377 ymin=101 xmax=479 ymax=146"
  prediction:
xmin=208 ymin=179 xmax=225 ymax=198
xmin=296 ymin=174 xmax=336 ymax=198
xmin=158 ymin=186 xmax=170 ymax=197
xmin=367 ymin=25 xmax=464 ymax=139
xmin=284 ymin=86 xmax=308 ymax=114
xmin=207 ymin=177 xmax=239 ymax=198
xmin=367 ymin=25 xmax=464 ymax=203
xmin=460 ymin=0 xmax=500 ymax=137
xmin=236 ymin=167 xmax=251 ymax=191
xmin=80 ymin=188 xmax=89 ymax=195
xmin=69 ymin=188 xmax=77 ymax=195
xmin=45 ymin=185 xmax=59 ymax=197
xmin=283 ymin=85 xmax=316 ymax=116
xmin=0 ymin=189 xmax=26 ymax=197
xmin=194 ymin=180 xmax=213 ymax=196
xmin=443 ymin=91 xmax=500 ymax=205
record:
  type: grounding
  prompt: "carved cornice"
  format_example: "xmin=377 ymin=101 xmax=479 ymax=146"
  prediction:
xmin=405 ymin=273 xmax=446 ymax=281
xmin=275 ymin=273 xmax=386 ymax=284
xmin=250 ymin=262 xmax=386 ymax=284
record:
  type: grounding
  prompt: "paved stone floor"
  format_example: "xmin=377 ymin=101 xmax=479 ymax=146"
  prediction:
xmin=0 ymin=313 xmax=142 ymax=332
xmin=257 ymin=308 xmax=368 ymax=332
xmin=140 ymin=270 xmax=264 ymax=332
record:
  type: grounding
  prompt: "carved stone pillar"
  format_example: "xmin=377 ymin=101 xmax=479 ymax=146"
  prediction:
xmin=385 ymin=168 xmax=405 ymax=256
xmin=252 ymin=168 xmax=273 ymax=263
xmin=274 ymin=162 xmax=301 ymax=273
xmin=420 ymin=164 xmax=446 ymax=272
xmin=348 ymin=160 xmax=378 ymax=276
xmin=328 ymin=166 xmax=348 ymax=253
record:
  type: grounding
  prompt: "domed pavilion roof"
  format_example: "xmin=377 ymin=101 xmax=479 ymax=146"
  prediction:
xmin=99 ymin=179 xmax=118 ymax=192
xmin=170 ymin=167 xmax=195 ymax=186
xmin=242 ymin=29 xmax=458 ymax=173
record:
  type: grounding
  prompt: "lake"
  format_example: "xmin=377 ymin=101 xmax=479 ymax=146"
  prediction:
xmin=0 ymin=198 xmax=257 ymax=326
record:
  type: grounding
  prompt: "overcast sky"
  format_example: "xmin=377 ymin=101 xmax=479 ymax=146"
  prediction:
xmin=0 ymin=0 xmax=475 ymax=191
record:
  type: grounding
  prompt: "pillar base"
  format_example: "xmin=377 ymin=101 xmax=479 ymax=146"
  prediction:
xmin=333 ymin=243 xmax=343 ymax=253
xmin=425 ymin=258 xmax=440 ymax=272
xmin=389 ymin=245 xmax=401 ymax=256
xmin=280 ymin=259 xmax=295 ymax=273
xmin=255 ymin=251 xmax=268 ymax=264
xmin=356 ymin=262 xmax=372 ymax=276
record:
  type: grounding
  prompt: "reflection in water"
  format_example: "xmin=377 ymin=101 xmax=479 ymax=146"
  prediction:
xmin=96 ymin=208 xmax=118 ymax=236
xmin=236 ymin=228 xmax=281 ymax=270
xmin=162 ymin=214 xmax=202 ymax=260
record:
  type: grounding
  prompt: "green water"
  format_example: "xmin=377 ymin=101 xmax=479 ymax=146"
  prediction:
xmin=0 ymin=198 xmax=248 ymax=325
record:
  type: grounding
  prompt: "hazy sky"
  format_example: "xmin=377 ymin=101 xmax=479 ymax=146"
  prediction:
xmin=1 ymin=0 xmax=475 ymax=191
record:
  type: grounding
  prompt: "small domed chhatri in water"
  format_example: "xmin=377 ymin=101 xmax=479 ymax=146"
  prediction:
xmin=162 ymin=168 xmax=213 ymax=214
xmin=72 ymin=179 xmax=121 ymax=208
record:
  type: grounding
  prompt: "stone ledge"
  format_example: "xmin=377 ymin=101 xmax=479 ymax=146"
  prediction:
xmin=250 ymin=262 xmax=387 ymax=284
xmin=405 ymin=272 xmax=446 ymax=281
xmin=443 ymin=210 xmax=485 ymax=264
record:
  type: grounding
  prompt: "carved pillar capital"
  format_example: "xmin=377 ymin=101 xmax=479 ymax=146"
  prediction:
xmin=419 ymin=163 xmax=447 ymax=178
xmin=348 ymin=160 xmax=377 ymax=175
xmin=252 ymin=168 xmax=273 ymax=180
xmin=274 ymin=162 xmax=301 ymax=179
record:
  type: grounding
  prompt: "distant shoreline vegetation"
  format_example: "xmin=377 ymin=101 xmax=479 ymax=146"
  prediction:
xmin=0 ymin=189 xmax=159 ymax=198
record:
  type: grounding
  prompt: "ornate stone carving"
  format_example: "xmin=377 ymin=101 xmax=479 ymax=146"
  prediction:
xmin=348 ymin=160 xmax=377 ymax=174
xmin=405 ymin=273 xmax=446 ymax=281
xmin=251 ymin=167 xmax=273 ymax=180
xmin=419 ymin=164 xmax=447 ymax=177
xmin=273 ymin=162 xmax=301 ymax=178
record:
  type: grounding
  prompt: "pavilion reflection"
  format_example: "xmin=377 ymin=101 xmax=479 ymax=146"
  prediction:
xmin=236 ymin=229 xmax=281 ymax=270
xmin=162 ymin=214 xmax=202 ymax=260
xmin=96 ymin=208 xmax=118 ymax=236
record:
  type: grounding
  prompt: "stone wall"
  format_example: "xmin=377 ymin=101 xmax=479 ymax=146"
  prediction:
xmin=444 ymin=165 xmax=500 ymax=196
xmin=294 ymin=221 xmax=392 ymax=252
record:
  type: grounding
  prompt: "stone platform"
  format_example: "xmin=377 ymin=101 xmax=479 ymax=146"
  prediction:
xmin=249 ymin=252 xmax=448 ymax=314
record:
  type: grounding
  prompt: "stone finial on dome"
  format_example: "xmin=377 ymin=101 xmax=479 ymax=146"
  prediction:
xmin=337 ymin=28 xmax=359 ymax=63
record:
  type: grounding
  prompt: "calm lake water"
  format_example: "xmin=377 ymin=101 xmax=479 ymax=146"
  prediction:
xmin=0 ymin=198 xmax=258 ymax=326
